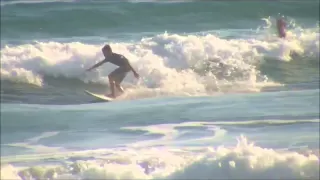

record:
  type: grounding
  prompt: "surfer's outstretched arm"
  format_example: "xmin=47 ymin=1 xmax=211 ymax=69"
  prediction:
xmin=86 ymin=59 xmax=108 ymax=72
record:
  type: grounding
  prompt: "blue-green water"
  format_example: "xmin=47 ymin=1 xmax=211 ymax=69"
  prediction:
xmin=1 ymin=0 xmax=319 ymax=179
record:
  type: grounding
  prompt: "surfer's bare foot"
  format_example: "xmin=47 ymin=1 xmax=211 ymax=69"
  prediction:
xmin=106 ymin=94 xmax=115 ymax=98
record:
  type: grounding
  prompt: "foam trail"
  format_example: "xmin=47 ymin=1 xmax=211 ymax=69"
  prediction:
xmin=0 ymin=0 xmax=75 ymax=6
xmin=4 ymin=132 xmax=63 ymax=153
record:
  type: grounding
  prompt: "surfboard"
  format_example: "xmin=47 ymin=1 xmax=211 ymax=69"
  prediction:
xmin=84 ymin=90 xmax=114 ymax=102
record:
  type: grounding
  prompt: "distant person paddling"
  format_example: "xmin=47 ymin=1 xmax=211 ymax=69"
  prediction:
xmin=86 ymin=45 xmax=140 ymax=98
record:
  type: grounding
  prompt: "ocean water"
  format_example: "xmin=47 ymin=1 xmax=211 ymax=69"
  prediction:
xmin=1 ymin=0 xmax=319 ymax=179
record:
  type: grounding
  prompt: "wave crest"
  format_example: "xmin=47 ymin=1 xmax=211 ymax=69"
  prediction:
xmin=1 ymin=30 xmax=318 ymax=97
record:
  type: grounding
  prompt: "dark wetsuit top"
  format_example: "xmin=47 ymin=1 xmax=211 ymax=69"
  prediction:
xmin=106 ymin=53 xmax=130 ymax=69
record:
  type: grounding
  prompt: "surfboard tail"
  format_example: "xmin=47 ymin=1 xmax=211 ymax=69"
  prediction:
xmin=85 ymin=90 xmax=114 ymax=102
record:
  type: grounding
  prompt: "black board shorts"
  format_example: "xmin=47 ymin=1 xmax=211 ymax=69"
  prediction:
xmin=109 ymin=67 xmax=130 ymax=83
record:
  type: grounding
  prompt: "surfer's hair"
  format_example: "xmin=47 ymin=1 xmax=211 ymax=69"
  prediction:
xmin=102 ymin=44 xmax=112 ymax=52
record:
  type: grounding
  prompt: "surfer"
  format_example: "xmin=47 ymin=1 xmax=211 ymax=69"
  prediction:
xmin=276 ymin=18 xmax=286 ymax=38
xmin=86 ymin=44 xmax=140 ymax=98
xmin=276 ymin=17 xmax=298 ymax=57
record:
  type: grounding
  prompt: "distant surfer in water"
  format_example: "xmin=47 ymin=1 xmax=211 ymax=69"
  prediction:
xmin=276 ymin=17 xmax=299 ymax=57
xmin=86 ymin=44 xmax=140 ymax=98
xmin=276 ymin=18 xmax=286 ymax=38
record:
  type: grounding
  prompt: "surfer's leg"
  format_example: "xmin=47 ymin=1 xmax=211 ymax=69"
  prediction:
xmin=108 ymin=68 xmax=121 ymax=98
xmin=108 ymin=77 xmax=116 ymax=98
xmin=114 ymin=70 xmax=127 ymax=94
xmin=108 ymin=67 xmax=128 ymax=97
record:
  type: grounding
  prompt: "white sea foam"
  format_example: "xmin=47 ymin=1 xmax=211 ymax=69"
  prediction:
xmin=258 ymin=17 xmax=319 ymax=60
xmin=1 ymin=136 xmax=319 ymax=180
xmin=1 ymin=28 xmax=317 ymax=97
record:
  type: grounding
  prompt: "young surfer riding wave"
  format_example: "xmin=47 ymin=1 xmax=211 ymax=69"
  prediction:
xmin=86 ymin=44 xmax=140 ymax=98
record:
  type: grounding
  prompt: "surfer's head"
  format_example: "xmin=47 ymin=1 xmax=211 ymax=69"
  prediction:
xmin=277 ymin=18 xmax=284 ymax=25
xmin=102 ymin=44 xmax=112 ymax=57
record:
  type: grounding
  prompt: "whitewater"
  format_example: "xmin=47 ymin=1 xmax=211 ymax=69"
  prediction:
xmin=1 ymin=28 xmax=318 ymax=92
